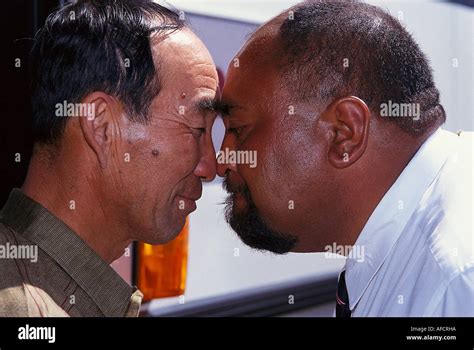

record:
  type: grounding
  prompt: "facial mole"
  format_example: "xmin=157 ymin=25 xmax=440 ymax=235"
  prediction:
xmin=181 ymin=92 xmax=186 ymax=99
xmin=152 ymin=149 xmax=159 ymax=156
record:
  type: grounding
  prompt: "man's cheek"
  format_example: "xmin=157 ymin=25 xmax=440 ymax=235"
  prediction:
xmin=162 ymin=137 xmax=200 ymax=174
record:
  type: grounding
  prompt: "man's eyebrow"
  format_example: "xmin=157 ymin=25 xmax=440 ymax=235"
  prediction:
xmin=215 ymin=100 xmax=236 ymax=117
xmin=194 ymin=98 xmax=236 ymax=117
xmin=195 ymin=98 xmax=220 ymax=114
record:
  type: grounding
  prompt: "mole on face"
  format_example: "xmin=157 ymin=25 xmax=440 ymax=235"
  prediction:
xmin=152 ymin=149 xmax=159 ymax=156
xmin=181 ymin=92 xmax=186 ymax=99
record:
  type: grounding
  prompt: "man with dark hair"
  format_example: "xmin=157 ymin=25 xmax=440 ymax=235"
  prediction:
xmin=0 ymin=0 xmax=218 ymax=316
xmin=218 ymin=1 xmax=473 ymax=316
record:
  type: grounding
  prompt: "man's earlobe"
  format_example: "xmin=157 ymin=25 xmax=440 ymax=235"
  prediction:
xmin=79 ymin=92 xmax=115 ymax=169
xmin=327 ymin=97 xmax=370 ymax=169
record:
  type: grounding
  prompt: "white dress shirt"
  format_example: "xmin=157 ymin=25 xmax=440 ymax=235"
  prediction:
xmin=343 ymin=128 xmax=474 ymax=316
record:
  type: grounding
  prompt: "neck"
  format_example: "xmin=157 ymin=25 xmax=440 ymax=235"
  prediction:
xmin=337 ymin=127 xmax=437 ymax=249
xmin=21 ymin=148 xmax=130 ymax=263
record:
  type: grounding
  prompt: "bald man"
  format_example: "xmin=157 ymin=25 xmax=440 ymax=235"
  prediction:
xmin=0 ymin=0 xmax=218 ymax=316
xmin=217 ymin=1 xmax=473 ymax=316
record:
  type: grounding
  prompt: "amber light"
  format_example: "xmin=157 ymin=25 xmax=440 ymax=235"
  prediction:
xmin=136 ymin=219 xmax=189 ymax=301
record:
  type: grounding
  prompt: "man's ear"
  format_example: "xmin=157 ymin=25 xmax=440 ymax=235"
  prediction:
xmin=326 ymin=96 xmax=370 ymax=169
xmin=79 ymin=92 xmax=118 ymax=169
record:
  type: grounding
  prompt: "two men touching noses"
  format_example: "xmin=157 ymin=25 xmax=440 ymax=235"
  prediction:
xmin=0 ymin=0 xmax=472 ymax=317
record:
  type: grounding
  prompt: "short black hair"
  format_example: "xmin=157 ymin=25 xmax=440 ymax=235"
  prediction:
xmin=30 ymin=0 xmax=185 ymax=144
xmin=278 ymin=0 xmax=446 ymax=135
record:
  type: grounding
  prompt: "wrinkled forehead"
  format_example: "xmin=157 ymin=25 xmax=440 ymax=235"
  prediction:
xmin=152 ymin=27 xmax=213 ymax=59
xmin=151 ymin=28 xmax=218 ymax=94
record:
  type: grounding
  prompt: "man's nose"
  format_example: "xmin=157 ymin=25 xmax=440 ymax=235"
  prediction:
xmin=193 ymin=135 xmax=217 ymax=182
xmin=216 ymin=133 xmax=238 ymax=177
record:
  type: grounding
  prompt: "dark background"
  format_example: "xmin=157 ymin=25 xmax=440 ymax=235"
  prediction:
xmin=1 ymin=0 xmax=59 ymax=207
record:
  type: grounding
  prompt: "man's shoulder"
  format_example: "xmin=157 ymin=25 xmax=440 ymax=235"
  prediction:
xmin=398 ymin=130 xmax=473 ymax=283
xmin=0 ymin=222 xmax=26 ymax=281
xmin=414 ymin=135 xmax=473 ymax=281
xmin=0 ymin=283 xmax=30 ymax=317
xmin=0 ymin=223 xmax=31 ymax=316
xmin=0 ymin=222 xmax=72 ymax=317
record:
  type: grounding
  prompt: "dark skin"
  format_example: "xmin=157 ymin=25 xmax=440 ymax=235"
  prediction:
xmin=22 ymin=29 xmax=219 ymax=263
xmin=217 ymin=19 xmax=438 ymax=253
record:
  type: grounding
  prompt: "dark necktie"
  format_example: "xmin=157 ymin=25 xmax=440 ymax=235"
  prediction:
xmin=336 ymin=270 xmax=351 ymax=317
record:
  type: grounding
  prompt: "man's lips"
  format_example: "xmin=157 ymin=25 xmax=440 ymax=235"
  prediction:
xmin=178 ymin=187 xmax=202 ymax=201
xmin=176 ymin=195 xmax=198 ymax=212
xmin=178 ymin=183 xmax=203 ymax=202
xmin=178 ymin=194 xmax=201 ymax=201
xmin=176 ymin=189 xmax=202 ymax=212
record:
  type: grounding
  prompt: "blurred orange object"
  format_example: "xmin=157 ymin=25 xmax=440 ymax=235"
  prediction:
xmin=136 ymin=219 xmax=189 ymax=301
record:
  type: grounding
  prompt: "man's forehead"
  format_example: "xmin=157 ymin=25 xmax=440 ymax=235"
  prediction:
xmin=151 ymin=27 xmax=196 ymax=47
xmin=231 ymin=22 xmax=283 ymax=79
xmin=251 ymin=12 xmax=285 ymax=42
xmin=151 ymin=28 xmax=214 ymax=68
xmin=150 ymin=29 xmax=217 ymax=92
xmin=222 ymin=31 xmax=288 ymax=117
xmin=227 ymin=40 xmax=280 ymax=92
xmin=238 ymin=10 xmax=285 ymax=56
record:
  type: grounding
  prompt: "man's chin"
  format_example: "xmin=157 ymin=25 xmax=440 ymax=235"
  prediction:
xmin=166 ymin=217 xmax=187 ymax=241
xmin=224 ymin=195 xmax=298 ymax=255
xmin=142 ymin=216 xmax=186 ymax=245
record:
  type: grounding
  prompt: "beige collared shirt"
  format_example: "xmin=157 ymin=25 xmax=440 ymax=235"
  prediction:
xmin=0 ymin=189 xmax=143 ymax=317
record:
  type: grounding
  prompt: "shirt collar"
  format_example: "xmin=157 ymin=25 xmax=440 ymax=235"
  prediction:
xmin=0 ymin=189 xmax=142 ymax=317
xmin=344 ymin=128 xmax=459 ymax=310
